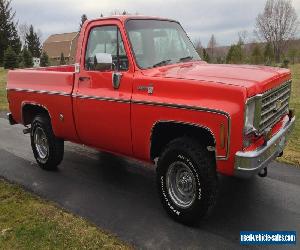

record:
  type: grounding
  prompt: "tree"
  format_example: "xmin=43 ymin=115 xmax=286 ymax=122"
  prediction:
xmin=22 ymin=47 xmax=33 ymax=68
xmin=238 ymin=30 xmax=248 ymax=45
xmin=40 ymin=51 xmax=49 ymax=67
xmin=193 ymin=38 xmax=202 ymax=57
xmin=19 ymin=23 xmax=29 ymax=46
xmin=0 ymin=0 xmax=22 ymax=66
xmin=79 ymin=14 xmax=88 ymax=30
xmin=202 ymin=48 xmax=210 ymax=62
xmin=111 ymin=10 xmax=131 ymax=15
xmin=255 ymin=0 xmax=299 ymax=62
xmin=60 ymin=52 xmax=66 ymax=65
xmin=207 ymin=34 xmax=217 ymax=60
xmin=251 ymin=44 xmax=263 ymax=65
xmin=25 ymin=25 xmax=41 ymax=58
xmin=226 ymin=44 xmax=243 ymax=64
xmin=287 ymin=48 xmax=297 ymax=64
xmin=264 ymin=42 xmax=274 ymax=65
xmin=3 ymin=46 xmax=18 ymax=69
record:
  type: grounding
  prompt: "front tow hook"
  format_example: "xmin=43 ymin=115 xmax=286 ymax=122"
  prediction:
xmin=258 ymin=167 xmax=268 ymax=177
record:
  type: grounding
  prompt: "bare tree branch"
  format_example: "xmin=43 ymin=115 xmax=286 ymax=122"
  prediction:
xmin=255 ymin=0 xmax=298 ymax=62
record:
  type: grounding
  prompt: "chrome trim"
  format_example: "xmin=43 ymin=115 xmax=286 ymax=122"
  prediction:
xmin=21 ymin=102 xmax=52 ymax=125
xmin=166 ymin=161 xmax=197 ymax=208
xmin=150 ymin=118 xmax=228 ymax=160
xmin=73 ymin=95 xmax=231 ymax=159
xmin=244 ymin=80 xmax=292 ymax=136
xmin=9 ymin=86 xmax=231 ymax=159
xmin=75 ymin=63 xmax=80 ymax=73
xmin=137 ymin=84 xmax=154 ymax=95
xmin=7 ymin=88 xmax=70 ymax=97
xmin=74 ymin=94 xmax=131 ymax=103
xmin=112 ymin=72 xmax=123 ymax=89
xmin=235 ymin=115 xmax=295 ymax=178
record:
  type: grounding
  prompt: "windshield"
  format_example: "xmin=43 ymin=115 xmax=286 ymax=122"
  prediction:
xmin=126 ymin=19 xmax=201 ymax=69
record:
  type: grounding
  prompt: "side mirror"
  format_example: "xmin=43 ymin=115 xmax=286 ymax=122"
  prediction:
xmin=94 ymin=53 xmax=113 ymax=71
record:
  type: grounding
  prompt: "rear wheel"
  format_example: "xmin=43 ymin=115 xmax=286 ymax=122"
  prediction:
xmin=157 ymin=137 xmax=217 ymax=225
xmin=30 ymin=114 xmax=64 ymax=170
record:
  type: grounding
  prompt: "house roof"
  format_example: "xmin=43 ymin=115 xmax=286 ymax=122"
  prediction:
xmin=44 ymin=32 xmax=79 ymax=43
xmin=43 ymin=32 xmax=79 ymax=58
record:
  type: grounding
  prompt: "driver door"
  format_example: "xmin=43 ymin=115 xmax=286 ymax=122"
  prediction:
xmin=74 ymin=22 xmax=133 ymax=156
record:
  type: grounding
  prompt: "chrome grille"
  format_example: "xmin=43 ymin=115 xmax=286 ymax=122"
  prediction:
xmin=259 ymin=81 xmax=291 ymax=132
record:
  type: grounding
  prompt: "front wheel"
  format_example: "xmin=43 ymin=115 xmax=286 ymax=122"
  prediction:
xmin=30 ymin=114 xmax=64 ymax=170
xmin=157 ymin=137 xmax=217 ymax=225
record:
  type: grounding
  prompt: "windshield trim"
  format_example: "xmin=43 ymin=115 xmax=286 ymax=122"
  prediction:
xmin=125 ymin=18 xmax=200 ymax=70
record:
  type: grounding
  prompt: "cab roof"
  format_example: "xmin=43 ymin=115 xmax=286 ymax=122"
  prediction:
xmin=85 ymin=15 xmax=178 ymax=25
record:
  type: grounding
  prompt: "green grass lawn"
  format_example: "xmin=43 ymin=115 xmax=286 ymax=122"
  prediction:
xmin=0 ymin=68 xmax=8 ymax=111
xmin=279 ymin=64 xmax=300 ymax=166
xmin=0 ymin=179 xmax=130 ymax=249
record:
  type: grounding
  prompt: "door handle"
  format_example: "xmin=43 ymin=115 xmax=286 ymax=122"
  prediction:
xmin=79 ymin=76 xmax=90 ymax=81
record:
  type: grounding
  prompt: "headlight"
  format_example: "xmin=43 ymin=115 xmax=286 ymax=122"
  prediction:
xmin=244 ymin=100 xmax=256 ymax=134
xmin=243 ymin=95 xmax=263 ymax=148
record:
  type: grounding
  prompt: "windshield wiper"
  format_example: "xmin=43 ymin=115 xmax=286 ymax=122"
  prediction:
xmin=152 ymin=59 xmax=172 ymax=68
xmin=179 ymin=56 xmax=193 ymax=62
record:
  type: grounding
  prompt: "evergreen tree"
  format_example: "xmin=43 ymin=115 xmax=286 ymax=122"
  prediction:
xmin=264 ymin=42 xmax=274 ymax=65
xmin=60 ymin=52 xmax=66 ymax=65
xmin=3 ymin=46 xmax=18 ymax=69
xmin=79 ymin=14 xmax=88 ymax=30
xmin=22 ymin=47 xmax=33 ymax=68
xmin=25 ymin=25 xmax=41 ymax=58
xmin=251 ymin=44 xmax=263 ymax=65
xmin=40 ymin=51 xmax=49 ymax=67
xmin=0 ymin=0 xmax=22 ymax=65
xmin=226 ymin=44 xmax=243 ymax=64
xmin=202 ymin=48 xmax=210 ymax=62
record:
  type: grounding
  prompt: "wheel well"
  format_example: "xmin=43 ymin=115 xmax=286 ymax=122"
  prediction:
xmin=22 ymin=104 xmax=50 ymax=126
xmin=150 ymin=122 xmax=216 ymax=160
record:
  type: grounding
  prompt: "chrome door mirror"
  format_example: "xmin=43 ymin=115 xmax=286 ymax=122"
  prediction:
xmin=94 ymin=53 xmax=113 ymax=71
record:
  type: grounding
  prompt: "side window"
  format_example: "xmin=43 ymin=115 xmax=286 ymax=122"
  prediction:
xmin=85 ymin=25 xmax=129 ymax=71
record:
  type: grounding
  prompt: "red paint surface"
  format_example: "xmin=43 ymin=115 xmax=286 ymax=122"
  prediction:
xmin=7 ymin=16 xmax=292 ymax=176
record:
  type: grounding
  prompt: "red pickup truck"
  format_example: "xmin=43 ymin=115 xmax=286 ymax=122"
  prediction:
xmin=7 ymin=16 xmax=295 ymax=224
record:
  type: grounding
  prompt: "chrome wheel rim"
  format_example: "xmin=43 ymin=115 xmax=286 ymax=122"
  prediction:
xmin=166 ymin=161 xmax=196 ymax=208
xmin=34 ymin=127 xmax=49 ymax=160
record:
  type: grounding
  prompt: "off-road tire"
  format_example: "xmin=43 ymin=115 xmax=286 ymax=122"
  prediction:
xmin=157 ymin=137 xmax=217 ymax=225
xmin=30 ymin=114 xmax=64 ymax=170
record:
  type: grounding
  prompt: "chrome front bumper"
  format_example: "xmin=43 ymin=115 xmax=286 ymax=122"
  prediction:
xmin=234 ymin=116 xmax=296 ymax=178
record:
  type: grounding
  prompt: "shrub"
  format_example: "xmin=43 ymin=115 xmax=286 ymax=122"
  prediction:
xmin=3 ymin=46 xmax=18 ymax=69
xmin=22 ymin=47 xmax=33 ymax=68
xmin=40 ymin=51 xmax=49 ymax=67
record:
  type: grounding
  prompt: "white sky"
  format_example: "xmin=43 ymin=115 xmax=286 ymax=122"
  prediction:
xmin=12 ymin=0 xmax=300 ymax=46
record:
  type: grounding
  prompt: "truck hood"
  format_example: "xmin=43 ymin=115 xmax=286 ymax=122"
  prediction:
xmin=141 ymin=61 xmax=291 ymax=97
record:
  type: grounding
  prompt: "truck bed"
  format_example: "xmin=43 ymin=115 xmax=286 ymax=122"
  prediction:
xmin=7 ymin=65 xmax=75 ymax=94
xmin=7 ymin=65 xmax=78 ymax=142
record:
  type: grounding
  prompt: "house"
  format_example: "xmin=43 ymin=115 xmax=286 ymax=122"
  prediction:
xmin=42 ymin=32 xmax=79 ymax=65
